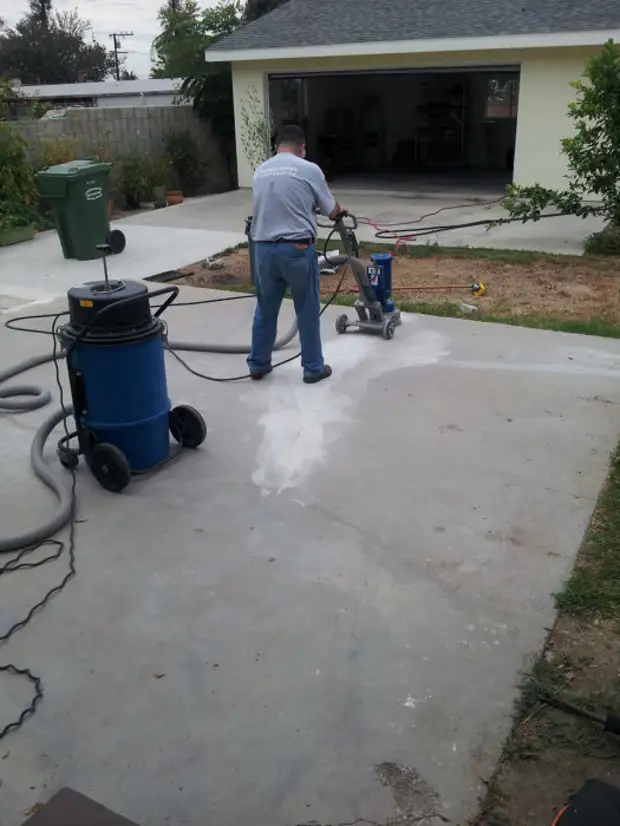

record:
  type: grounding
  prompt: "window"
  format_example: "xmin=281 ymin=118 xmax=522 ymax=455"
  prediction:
xmin=485 ymin=77 xmax=519 ymax=119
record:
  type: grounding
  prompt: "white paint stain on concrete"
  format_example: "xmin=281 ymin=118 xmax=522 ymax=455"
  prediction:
xmin=405 ymin=692 xmax=432 ymax=708
xmin=243 ymin=319 xmax=449 ymax=494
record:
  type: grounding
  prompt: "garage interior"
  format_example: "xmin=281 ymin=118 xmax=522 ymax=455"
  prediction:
xmin=269 ymin=69 xmax=520 ymax=191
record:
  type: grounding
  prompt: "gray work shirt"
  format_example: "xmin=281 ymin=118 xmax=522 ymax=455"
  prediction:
xmin=250 ymin=152 xmax=336 ymax=242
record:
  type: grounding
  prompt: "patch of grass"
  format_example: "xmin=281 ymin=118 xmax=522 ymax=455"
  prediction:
xmin=556 ymin=452 xmax=620 ymax=621
xmin=330 ymin=295 xmax=620 ymax=339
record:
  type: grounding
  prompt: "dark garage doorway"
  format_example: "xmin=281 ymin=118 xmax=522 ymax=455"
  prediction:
xmin=269 ymin=69 xmax=520 ymax=191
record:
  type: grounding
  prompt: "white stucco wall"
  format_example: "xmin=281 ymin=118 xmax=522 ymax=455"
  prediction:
xmin=231 ymin=46 xmax=597 ymax=189
xmin=232 ymin=66 xmax=270 ymax=188
xmin=512 ymin=50 xmax=591 ymax=189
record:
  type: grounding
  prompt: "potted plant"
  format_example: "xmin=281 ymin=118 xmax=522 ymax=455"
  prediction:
xmin=151 ymin=156 xmax=171 ymax=209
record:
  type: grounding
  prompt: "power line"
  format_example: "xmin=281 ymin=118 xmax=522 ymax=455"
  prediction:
xmin=109 ymin=31 xmax=134 ymax=81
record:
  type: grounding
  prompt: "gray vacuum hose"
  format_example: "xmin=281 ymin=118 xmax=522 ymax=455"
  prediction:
xmin=167 ymin=320 xmax=298 ymax=354
xmin=0 ymin=312 xmax=300 ymax=553
xmin=0 ymin=352 xmax=73 ymax=553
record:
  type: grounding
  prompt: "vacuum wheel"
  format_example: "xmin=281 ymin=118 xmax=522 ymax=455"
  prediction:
xmin=90 ymin=443 xmax=131 ymax=492
xmin=382 ymin=318 xmax=396 ymax=341
xmin=169 ymin=405 xmax=207 ymax=449
xmin=107 ymin=228 xmax=126 ymax=255
xmin=335 ymin=314 xmax=349 ymax=335
xmin=58 ymin=448 xmax=79 ymax=471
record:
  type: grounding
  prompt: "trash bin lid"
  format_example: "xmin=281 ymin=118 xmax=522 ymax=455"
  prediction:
xmin=36 ymin=160 xmax=110 ymax=178
xmin=36 ymin=161 xmax=111 ymax=199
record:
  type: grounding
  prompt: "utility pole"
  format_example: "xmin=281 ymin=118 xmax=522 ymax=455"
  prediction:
xmin=109 ymin=31 xmax=134 ymax=81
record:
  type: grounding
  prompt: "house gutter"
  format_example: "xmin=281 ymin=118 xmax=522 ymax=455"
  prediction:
xmin=205 ymin=28 xmax=620 ymax=63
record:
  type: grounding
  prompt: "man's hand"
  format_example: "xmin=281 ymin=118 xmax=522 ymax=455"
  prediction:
xmin=329 ymin=203 xmax=348 ymax=221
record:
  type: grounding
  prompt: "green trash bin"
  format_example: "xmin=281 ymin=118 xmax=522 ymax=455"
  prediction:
xmin=36 ymin=160 xmax=125 ymax=262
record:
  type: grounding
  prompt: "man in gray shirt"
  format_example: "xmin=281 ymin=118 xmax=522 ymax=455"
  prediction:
xmin=248 ymin=125 xmax=346 ymax=384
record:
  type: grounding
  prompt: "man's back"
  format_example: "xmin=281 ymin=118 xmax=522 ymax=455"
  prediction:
xmin=251 ymin=152 xmax=335 ymax=242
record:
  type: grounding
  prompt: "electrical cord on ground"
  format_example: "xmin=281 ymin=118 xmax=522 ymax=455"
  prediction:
xmin=372 ymin=212 xmax=565 ymax=243
xmin=0 ymin=313 xmax=77 ymax=742
xmin=165 ymin=261 xmax=350 ymax=383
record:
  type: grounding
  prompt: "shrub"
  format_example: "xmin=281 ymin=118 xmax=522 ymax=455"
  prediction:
xmin=584 ymin=223 xmax=620 ymax=256
xmin=164 ymin=130 xmax=207 ymax=196
xmin=36 ymin=135 xmax=78 ymax=169
xmin=0 ymin=125 xmax=37 ymax=231
xmin=117 ymin=153 xmax=154 ymax=209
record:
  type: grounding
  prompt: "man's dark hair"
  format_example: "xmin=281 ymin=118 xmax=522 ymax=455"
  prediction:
xmin=276 ymin=124 xmax=306 ymax=148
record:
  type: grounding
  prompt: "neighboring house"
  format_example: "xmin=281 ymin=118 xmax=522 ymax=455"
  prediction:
xmin=205 ymin=0 xmax=620 ymax=191
xmin=14 ymin=79 xmax=185 ymax=113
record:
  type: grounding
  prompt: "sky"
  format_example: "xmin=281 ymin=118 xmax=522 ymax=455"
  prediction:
xmin=3 ymin=0 xmax=221 ymax=77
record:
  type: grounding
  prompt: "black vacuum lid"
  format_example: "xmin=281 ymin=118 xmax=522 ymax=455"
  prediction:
xmin=67 ymin=280 xmax=153 ymax=334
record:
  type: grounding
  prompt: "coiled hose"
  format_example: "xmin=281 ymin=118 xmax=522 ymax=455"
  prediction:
xmin=0 ymin=319 xmax=299 ymax=553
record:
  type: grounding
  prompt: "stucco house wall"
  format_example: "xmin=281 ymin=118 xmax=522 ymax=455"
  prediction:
xmin=231 ymin=46 xmax=595 ymax=190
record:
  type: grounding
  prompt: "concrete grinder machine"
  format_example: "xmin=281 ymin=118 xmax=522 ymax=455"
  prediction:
xmin=248 ymin=213 xmax=402 ymax=341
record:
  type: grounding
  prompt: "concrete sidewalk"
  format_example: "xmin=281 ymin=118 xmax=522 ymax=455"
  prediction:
xmin=119 ymin=189 xmax=604 ymax=255
xmin=1 ymin=288 xmax=619 ymax=826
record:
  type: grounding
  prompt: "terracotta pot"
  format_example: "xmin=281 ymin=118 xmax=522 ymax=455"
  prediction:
xmin=166 ymin=190 xmax=184 ymax=206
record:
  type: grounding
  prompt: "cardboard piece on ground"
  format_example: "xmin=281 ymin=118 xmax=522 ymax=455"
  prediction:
xmin=21 ymin=788 xmax=141 ymax=826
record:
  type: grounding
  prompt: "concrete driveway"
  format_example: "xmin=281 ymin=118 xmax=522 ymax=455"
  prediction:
xmin=0 ymin=188 xmax=602 ymax=312
xmin=1 ymin=287 xmax=620 ymax=826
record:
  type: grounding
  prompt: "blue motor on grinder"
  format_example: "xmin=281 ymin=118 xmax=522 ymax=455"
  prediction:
xmin=57 ymin=244 xmax=206 ymax=492
xmin=367 ymin=253 xmax=397 ymax=316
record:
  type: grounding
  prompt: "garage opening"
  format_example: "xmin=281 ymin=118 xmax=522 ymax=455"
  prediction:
xmin=269 ymin=69 xmax=519 ymax=193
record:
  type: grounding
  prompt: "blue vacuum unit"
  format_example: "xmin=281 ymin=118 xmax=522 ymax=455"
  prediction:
xmin=57 ymin=243 xmax=206 ymax=492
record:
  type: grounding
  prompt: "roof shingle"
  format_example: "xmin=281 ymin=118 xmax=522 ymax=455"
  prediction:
xmin=209 ymin=0 xmax=620 ymax=52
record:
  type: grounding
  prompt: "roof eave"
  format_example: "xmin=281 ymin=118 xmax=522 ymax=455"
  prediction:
xmin=205 ymin=28 xmax=620 ymax=63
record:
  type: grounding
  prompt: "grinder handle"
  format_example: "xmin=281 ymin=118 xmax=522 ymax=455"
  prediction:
xmin=335 ymin=213 xmax=358 ymax=230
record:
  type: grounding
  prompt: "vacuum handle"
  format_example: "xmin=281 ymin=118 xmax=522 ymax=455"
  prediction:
xmin=148 ymin=285 xmax=179 ymax=318
xmin=66 ymin=285 xmax=180 ymax=351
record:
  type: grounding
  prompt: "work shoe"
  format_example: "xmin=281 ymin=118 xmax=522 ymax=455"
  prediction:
xmin=250 ymin=366 xmax=273 ymax=381
xmin=303 ymin=365 xmax=332 ymax=384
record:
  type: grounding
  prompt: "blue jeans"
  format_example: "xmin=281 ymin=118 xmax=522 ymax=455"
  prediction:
xmin=247 ymin=242 xmax=325 ymax=377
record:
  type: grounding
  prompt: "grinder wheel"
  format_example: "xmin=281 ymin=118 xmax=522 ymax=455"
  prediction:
xmin=89 ymin=443 xmax=131 ymax=492
xmin=169 ymin=405 xmax=207 ymax=449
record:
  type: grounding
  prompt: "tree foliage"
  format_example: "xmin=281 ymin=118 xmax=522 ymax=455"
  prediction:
xmin=0 ymin=125 xmax=37 ymax=230
xmin=152 ymin=0 xmax=243 ymax=187
xmin=0 ymin=4 xmax=116 ymax=84
xmin=503 ymin=40 xmax=620 ymax=231
xmin=244 ymin=0 xmax=289 ymax=22
xmin=29 ymin=0 xmax=52 ymax=27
